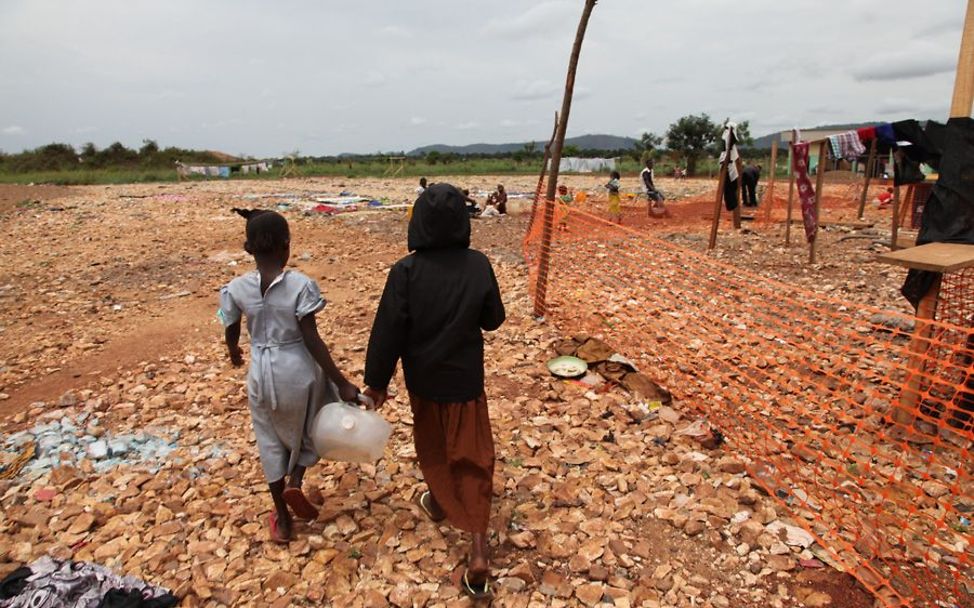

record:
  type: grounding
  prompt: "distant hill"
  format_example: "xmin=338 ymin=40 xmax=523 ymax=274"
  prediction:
xmin=408 ymin=134 xmax=638 ymax=156
xmin=751 ymin=122 xmax=883 ymax=149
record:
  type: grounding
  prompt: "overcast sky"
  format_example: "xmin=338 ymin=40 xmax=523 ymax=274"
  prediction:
xmin=0 ymin=0 xmax=965 ymax=157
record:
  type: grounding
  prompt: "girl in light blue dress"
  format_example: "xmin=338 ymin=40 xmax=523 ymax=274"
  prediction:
xmin=220 ymin=209 xmax=359 ymax=543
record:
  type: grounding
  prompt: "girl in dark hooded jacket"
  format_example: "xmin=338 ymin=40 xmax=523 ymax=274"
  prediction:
xmin=363 ymin=183 xmax=505 ymax=599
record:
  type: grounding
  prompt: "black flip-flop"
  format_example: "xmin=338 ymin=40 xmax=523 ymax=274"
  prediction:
xmin=415 ymin=490 xmax=446 ymax=523
xmin=462 ymin=570 xmax=491 ymax=601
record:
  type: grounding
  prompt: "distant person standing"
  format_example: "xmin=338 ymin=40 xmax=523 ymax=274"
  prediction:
xmin=606 ymin=171 xmax=622 ymax=224
xmin=741 ymin=163 xmax=761 ymax=207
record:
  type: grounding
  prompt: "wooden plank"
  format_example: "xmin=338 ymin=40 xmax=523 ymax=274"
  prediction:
xmin=877 ymin=242 xmax=974 ymax=273
xmin=951 ymin=0 xmax=974 ymax=118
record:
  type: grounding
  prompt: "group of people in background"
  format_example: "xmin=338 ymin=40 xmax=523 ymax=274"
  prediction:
xmin=416 ymin=178 xmax=508 ymax=218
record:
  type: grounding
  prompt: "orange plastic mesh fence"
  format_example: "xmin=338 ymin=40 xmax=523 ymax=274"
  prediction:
xmin=524 ymin=199 xmax=973 ymax=608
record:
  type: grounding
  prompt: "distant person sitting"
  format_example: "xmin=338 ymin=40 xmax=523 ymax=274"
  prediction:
xmin=741 ymin=163 xmax=761 ymax=207
xmin=486 ymin=184 xmax=508 ymax=215
xmin=416 ymin=177 xmax=428 ymax=195
xmin=640 ymin=160 xmax=666 ymax=215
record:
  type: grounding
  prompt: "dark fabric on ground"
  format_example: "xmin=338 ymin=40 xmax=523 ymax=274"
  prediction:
xmin=96 ymin=588 xmax=179 ymax=608
xmin=365 ymin=183 xmax=506 ymax=402
xmin=410 ymin=392 xmax=495 ymax=534
xmin=0 ymin=567 xmax=31 ymax=600
xmin=902 ymin=118 xmax=974 ymax=308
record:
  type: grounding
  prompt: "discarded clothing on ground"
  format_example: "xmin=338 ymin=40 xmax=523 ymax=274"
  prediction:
xmin=0 ymin=556 xmax=177 ymax=608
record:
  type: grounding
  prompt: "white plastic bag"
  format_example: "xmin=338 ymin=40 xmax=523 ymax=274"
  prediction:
xmin=311 ymin=399 xmax=391 ymax=463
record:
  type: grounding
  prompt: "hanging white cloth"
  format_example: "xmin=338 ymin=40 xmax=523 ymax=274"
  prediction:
xmin=719 ymin=122 xmax=741 ymax=181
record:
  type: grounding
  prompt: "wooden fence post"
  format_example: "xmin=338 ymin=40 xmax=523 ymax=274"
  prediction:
xmin=708 ymin=161 xmax=729 ymax=249
xmin=532 ymin=0 xmax=598 ymax=319
xmin=856 ymin=138 xmax=878 ymax=219
xmin=810 ymin=140 xmax=828 ymax=264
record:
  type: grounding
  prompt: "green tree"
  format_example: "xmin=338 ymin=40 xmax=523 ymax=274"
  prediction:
xmin=562 ymin=144 xmax=581 ymax=157
xmin=425 ymin=150 xmax=442 ymax=165
xmin=633 ymin=132 xmax=662 ymax=162
xmin=139 ymin=139 xmax=159 ymax=157
xmin=522 ymin=141 xmax=537 ymax=157
xmin=80 ymin=142 xmax=98 ymax=162
xmin=665 ymin=114 xmax=719 ymax=176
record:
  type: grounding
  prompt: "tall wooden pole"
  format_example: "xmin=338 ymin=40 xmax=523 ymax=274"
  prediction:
xmin=891 ymin=185 xmax=901 ymax=251
xmin=708 ymin=162 xmax=729 ymax=249
xmin=527 ymin=112 xmax=560 ymax=240
xmin=856 ymin=138 xmax=878 ymax=219
xmin=810 ymin=140 xmax=828 ymax=264
xmin=733 ymin=158 xmax=743 ymax=229
xmin=533 ymin=0 xmax=598 ymax=319
xmin=762 ymin=138 xmax=779 ymax=209
xmin=785 ymin=132 xmax=797 ymax=246
xmin=950 ymin=0 xmax=974 ymax=118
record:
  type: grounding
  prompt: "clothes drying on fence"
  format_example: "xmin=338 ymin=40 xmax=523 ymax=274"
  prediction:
xmin=902 ymin=117 xmax=974 ymax=308
xmin=857 ymin=126 xmax=877 ymax=142
xmin=723 ymin=177 xmax=739 ymax=212
xmin=828 ymin=131 xmax=866 ymax=161
xmin=792 ymin=141 xmax=817 ymax=243
xmin=719 ymin=123 xmax=741 ymax=182
xmin=555 ymin=157 xmax=617 ymax=173
xmin=876 ymin=123 xmax=897 ymax=145
xmin=893 ymin=119 xmax=946 ymax=170
xmin=0 ymin=556 xmax=178 ymax=608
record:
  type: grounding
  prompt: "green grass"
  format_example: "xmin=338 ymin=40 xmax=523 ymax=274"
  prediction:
xmin=0 ymin=155 xmax=788 ymax=185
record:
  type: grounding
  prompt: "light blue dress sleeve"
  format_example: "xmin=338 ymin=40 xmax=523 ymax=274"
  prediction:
xmin=295 ymin=279 xmax=326 ymax=320
xmin=218 ymin=285 xmax=242 ymax=327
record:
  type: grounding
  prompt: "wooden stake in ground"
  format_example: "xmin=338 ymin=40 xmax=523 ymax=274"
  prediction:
xmin=785 ymin=138 xmax=796 ymax=246
xmin=527 ymin=112 xmax=561 ymax=239
xmin=533 ymin=0 xmax=598 ymax=319
xmin=891 ymin=185 xmax=901 ymax=251
xmin=708 ymin=162 xmax=729 ymax=250
xmin=856 ymin=138 xmax=878 ymax=219
xmin=761 ymin=138 xmax=778 ymax=211
xmin=951 ymin=0 xmax=974 ymax=117
xmin=810 ymin=140 xmax=828 ymax=264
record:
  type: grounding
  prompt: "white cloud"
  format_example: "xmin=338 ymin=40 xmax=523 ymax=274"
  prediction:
xmin=410 ymin=116 xmax=427 ymax=126
xmin=482 ymin=1 xmax=577 ymax=39
xmin=851 ymin=47 xmax=956 ymax=82
xmin=511 ymin=79 xmax=559 ymax=101
xmin=455 ymin=121 xmax=479 ymax=130
xmin=360 ymin=71 xmax=387 ymax=87
xmin=2 ymin=125 xmax=24 ymax=135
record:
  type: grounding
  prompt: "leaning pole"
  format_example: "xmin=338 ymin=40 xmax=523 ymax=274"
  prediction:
xmin=533 ymin=0 xmax=599 ymax=319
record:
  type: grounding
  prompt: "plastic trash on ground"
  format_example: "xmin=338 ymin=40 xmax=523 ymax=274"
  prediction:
xmin=311 ymin=400 xmax=391 ymax=463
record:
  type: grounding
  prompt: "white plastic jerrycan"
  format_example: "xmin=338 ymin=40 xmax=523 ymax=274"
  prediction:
xmin=311 ymin=397 xmax=391 ymax=463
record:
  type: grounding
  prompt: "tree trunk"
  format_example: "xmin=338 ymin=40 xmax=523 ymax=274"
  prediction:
xmin=544 ymin=0 xmax=599 ymax=203
xmin=687 ymin=156 xmax=698 ymax=177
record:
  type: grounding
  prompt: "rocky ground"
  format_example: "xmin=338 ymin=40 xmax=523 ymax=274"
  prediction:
xmin=0 ymin=178 xmax=895 ymax=607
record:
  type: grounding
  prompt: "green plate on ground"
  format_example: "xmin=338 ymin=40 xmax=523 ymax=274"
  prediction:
xmin=547 ymin=355 xmax=588 ymax=379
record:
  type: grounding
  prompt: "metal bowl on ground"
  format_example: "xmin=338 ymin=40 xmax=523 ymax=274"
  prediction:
xmin=546 ymin=355 xmax=589 ymax=379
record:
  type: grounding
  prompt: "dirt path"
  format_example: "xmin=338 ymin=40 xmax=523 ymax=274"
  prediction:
xmin=0 ymin=295 xmax=215 ymax=418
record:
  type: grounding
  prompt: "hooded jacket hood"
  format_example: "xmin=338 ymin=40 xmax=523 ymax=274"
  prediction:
xmin=407 ymin=183 xmax=471 ymax=252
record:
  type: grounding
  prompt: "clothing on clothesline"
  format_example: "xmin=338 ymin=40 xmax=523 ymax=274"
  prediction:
xmin=876 ymin=123 xmax=896 ymax=145
xmin=828 ymin=131 xmax=866 ymax=161
xmin=892 ymin=119 xmax=945 ymax=170
xmin=792 ymin=141 xmax=817 ymax=243
xmin=719 ymin=123 xmax=741 ymax=182
xmin=724 ymin=177 xmax=739 ymax=211
xmin=856 ymin=126 xmax=877 ymax=142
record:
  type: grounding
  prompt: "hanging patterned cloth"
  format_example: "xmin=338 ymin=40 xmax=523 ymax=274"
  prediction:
xmin=792 ymin=141 xmax=817 ymax=243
